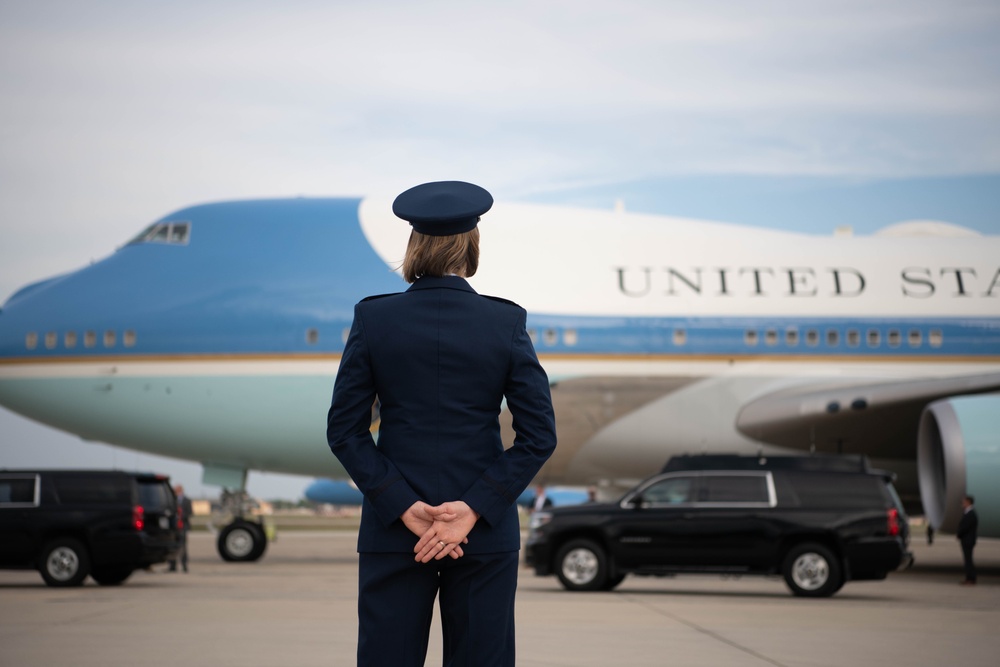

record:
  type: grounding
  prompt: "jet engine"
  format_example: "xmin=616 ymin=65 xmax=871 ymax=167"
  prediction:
xmin=917 ymin=395 xmax=1000 ymax=537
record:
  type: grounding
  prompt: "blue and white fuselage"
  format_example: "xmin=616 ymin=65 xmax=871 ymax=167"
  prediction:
xmin=1 ymin=197 xmax=998 ymax=535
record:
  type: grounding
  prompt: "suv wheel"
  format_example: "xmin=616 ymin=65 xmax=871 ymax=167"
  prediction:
xmin=39 ymin=538 xmax=90 ymax=587
xmin=555 ymin=539 xmax=609 ymax=591
xmin=782 ymin=543 xmax=842 ymax=597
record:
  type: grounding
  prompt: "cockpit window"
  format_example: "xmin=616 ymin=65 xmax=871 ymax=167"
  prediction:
xmin=127 ymin=221 xmax=191 ymax=246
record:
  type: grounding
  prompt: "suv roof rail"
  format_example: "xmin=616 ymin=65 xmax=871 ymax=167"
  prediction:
xmin=661 ymin=454 xmax=871 ymax=473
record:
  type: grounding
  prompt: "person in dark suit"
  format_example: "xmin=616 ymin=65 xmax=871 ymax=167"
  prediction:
xmin=169 ymin=484 xmax=193 ymax=572
xmin=528 ymin=484 xmax=553 ymax=513
xmin=957 ymin=494 xmax=978 ymax=585
xmin=326 ymin=181 xmax=557 ymax=667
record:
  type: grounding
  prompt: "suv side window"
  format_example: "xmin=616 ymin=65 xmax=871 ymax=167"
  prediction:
xmin=699 ymin=474 xmax=774 ymax=506
xmin=53 ymin=476 xmax=132 ymax=504
xmin=639 ymin=476 xmax=697 ymax=506
xmin=791 ymin=472 xmax=883 ymax=509
xmin=0 ymin=475 xmax=39 ymax=506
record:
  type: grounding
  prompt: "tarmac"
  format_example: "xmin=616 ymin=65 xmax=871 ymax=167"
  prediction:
xmin=1 ymin=531 xmax=998 ymax=667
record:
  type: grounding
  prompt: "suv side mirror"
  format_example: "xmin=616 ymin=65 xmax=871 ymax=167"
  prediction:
xmin=624 ymin=495 xmax=643 ymax=509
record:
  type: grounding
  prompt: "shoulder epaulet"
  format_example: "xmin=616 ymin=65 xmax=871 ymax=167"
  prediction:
xmin=482 ymin=294 xmax=522 ymax=308
xmin=360 ymin=292 xmax=401 ymax=303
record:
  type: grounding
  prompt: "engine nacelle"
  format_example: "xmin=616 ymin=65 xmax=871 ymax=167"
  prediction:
xmin=917 ymin=395 xmax=1000 ymax=537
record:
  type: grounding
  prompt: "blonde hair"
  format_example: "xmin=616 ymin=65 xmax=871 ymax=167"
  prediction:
xmin=401 ymin=228 xmax=480 ymax=283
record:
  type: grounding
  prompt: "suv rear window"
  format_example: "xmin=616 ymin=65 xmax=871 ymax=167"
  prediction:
xmin=137 ymin=480 xmax=173 ymax=510
xmin=54 ymin=476 xmax=132 ymax=504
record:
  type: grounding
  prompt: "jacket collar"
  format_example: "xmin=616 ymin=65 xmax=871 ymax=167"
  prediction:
xmin=406 ymin=275 xmax=477 ymax=294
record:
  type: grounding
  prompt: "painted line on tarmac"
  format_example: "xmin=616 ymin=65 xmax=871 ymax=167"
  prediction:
xmin=623 ymin=594 xmax=790 ymax=667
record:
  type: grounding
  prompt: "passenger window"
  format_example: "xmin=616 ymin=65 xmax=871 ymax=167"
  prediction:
xmin=826 ymin=330 xmax=839 ymax=347
xmin=765 ymin=329 xmax=778 ymax=346
xmin=908 ymin=330 xmax=922 ymax=347
xmin=744 ymin=329 xmax=758 ymax=346
xmin=846 ymin=329 xmax=860 ymax=347
xmin=123 ymin=330 xmax=137 ymax=347
xmin=929 ymin=329 xmax=943 ymax=347
xmin=84 ymin=331 xmax=97 ymax=348
xmin=805 ymin=329 xmax=819 ymax=346
xmin=306 ymin=328 xmax=319 ymax=345
xmin=785 ymin=329 xmax=799 ymax=346
xmin=867 ymin=329 xmax=880 ymax=347
xmin=672 ymin=328 xmax=687 ymax=346
xmin=563 ymin=329 xmax=578 ymax=346
xmin=700 ymin=475 xmax=770 ymax=504
xmin=887 ymin=330 xmax=901 ymax=348
xmin=641 ymin=477 xmax=696 ymax=505
xmin=25 ymin=332 xmax=38 ymax=350
xmin=45 ymin=332 xmax=57 ymax=349
xmin=65 ymin=331 xmax=77 ymax=348
xmin=104 ymin=330 xmax=116 ymax=348
xmin=543 ymin=329 xmax=558 ymax=346
xmin=0 ymin=476 xmax=38 ymax=505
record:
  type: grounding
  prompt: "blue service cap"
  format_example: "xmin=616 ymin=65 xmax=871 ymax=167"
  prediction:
xmin=392 ymin=181 xmax=493 ymax=236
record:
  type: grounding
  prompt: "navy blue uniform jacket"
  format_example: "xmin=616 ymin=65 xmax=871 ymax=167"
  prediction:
xmin=958 ymin=508 xmax=978 ymax=548
xmin=326 ymin=276 xmax=557 ymax=554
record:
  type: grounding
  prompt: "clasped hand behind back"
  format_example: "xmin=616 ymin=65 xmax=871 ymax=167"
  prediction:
xmin=402 ymin=501 xmax=480 ymax=563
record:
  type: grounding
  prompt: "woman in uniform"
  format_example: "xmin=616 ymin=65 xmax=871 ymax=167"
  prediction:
xmin=327 ymin=180 xmax=557 ymax=666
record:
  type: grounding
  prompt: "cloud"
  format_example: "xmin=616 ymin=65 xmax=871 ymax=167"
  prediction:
xmin=0 ymin=0 xmax=998 ymax=299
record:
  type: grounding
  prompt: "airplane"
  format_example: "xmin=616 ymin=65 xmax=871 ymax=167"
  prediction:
xmin=303 ymin=478 xmax=590 ymax=509
xmin=1 ymin=196 xmax=998 ymax=561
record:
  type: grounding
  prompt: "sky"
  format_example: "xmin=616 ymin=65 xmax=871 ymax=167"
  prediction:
xmin=1 ymin=0 xmax=998 ymax=500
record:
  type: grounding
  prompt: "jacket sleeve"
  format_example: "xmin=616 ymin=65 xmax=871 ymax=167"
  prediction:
xmin=326 ymin=304 xmax=420 ymax=527
xmin=461 ymin=308 xmax=557 ymax=526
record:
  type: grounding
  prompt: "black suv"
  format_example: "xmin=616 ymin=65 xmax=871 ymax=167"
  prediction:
xmin=526 ymin=455 xmax=912 ymax=597
xmin=0 ymin=470 xmax=181 ymax=586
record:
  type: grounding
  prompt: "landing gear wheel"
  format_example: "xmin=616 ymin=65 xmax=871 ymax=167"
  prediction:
xmin=782 ymin=542 xmax=842 ymax=597
xmin=218 ymin=520 xmax=267 ymax=562
xmin=39 ymin=538 xmax=90 ymax=587
xmin=91 ymin=566 xmax=134 ymax=586
xmin=555 ymin=539 xmax=609 ymax=591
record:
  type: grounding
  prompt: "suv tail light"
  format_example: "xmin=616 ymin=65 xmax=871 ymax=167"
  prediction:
xmin=887 ymin=508 xmax=900 ymax=536
xmin=133 ymin=505 xmax=145 ymax=531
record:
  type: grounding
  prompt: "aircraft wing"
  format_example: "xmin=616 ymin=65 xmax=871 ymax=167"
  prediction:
xmin=735 ymin=372 xmax=1000 ymax=459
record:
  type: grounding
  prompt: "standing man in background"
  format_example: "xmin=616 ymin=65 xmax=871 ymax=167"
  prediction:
xmin=529 ymin=484 xmax=552 ymax=513
xmin=169 ymin=484 xmax=193 ymax=573
xmin=957 ymin=494 xmax=978 ymax=586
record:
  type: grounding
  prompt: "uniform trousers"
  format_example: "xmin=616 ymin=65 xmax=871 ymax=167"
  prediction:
xmin=961 ymin=541 xmax=977 ymax=582
xmin=357 ymin=550 xmax=519 ymax=667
